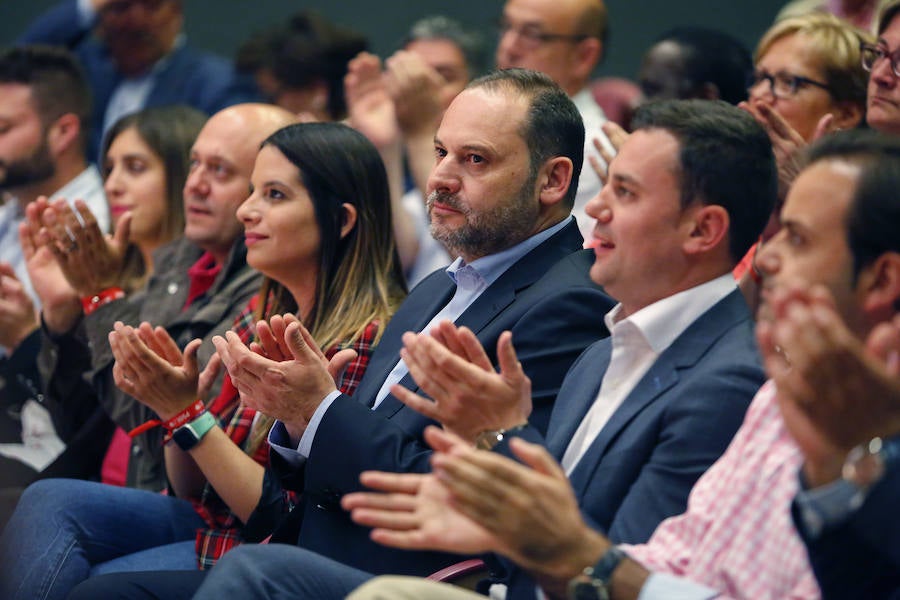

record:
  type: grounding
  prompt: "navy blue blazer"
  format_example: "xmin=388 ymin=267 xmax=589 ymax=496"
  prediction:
xmin=500 ymin=288 xmax=765 ymax=598
xmin=793 ymin=444 xmax=900 ymax=599
xmin=268 ymin=219 xmax=615 ymax=576
xmin=20 ymin=0 xmax=259 ymax=159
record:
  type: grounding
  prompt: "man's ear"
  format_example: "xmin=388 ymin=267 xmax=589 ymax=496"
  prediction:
xmin=339 ymin=203 xmax=358 ymax=239
xmin=860 ymin=252 xmax=900 ymax=318
xmin=573 ymin=37 xmax=602 ymax=82
xmin=47 ymin=113 xmax=81 ymax=157
xmin=538 ymin=156 xmax=574 ymax=208
xmin=682 ymin=204 xmax=729 ymax=256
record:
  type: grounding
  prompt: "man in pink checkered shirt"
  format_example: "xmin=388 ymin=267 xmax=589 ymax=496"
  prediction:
xmin=343 ymin=131 xmax=900 ymax=599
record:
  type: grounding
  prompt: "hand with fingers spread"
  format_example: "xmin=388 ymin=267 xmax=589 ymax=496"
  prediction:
xmin=40 ymin=198 xmax=131 ymax=297
xmin=392 ymin=321 xmax=532 ymax=444
xmin=20 ymin=198 xmax=82 ymax=333
xmin=211 ymin=315 xmax=356 ymax=442
xmin=342 ymin=427 xmax=498 ymax=555
xmin=431 ymin=428 xmax=607 ymax=581
xmin=109 ymin=321 xmax=204 ymax=418
xmin=345 ymin=52 xmax=399 ymax=151
xmin=588 ymin=121 xmax=627 ymax=185
xmin=739 ymin=100 xmax=833 ymax=199
xmin=384 ymin=50 xmax=445 ymax=137
xmin=759 ymin=284 xmax=900 ymax=486
xmin=0 ymin=263 xmax=38 ymax=350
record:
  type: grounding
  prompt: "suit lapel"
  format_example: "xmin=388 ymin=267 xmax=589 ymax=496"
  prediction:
xmin=565 ymin=290 xmax=751 ymax=495
xmin=365 ymin=220 xmax=584 ymax=414
xmin=354 ymin=276 xmax=455 ymax=408
xmin=545 ymin=342 xmax=611 ymax=459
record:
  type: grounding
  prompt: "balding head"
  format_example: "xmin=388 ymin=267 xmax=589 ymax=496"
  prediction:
xmin=496 ymin=0 xmax=606 ymax=95
xmin=182 ymin=103 xmax=297 ymax=262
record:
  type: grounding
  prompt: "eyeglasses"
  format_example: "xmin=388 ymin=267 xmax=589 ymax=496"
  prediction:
xmin=860 ymin=41 xmax=900 ymax=77
xmin=748 ymin=70 xmax=832 ymax=99
xmin=497 ymin=20 xmax=588 ymax=50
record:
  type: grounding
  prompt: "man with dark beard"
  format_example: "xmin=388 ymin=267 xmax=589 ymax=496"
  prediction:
xmin=0 ymin=45 xmax=109 ymax=333
xmin=71 ymin=68 xmax=615 ymax=597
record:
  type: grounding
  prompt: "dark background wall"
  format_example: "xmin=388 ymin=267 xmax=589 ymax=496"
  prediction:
xmin=2 ymin=1 xmax=787 ymax=81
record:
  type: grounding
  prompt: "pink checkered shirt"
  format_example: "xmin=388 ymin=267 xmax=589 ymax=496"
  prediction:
xmin=621 ymin=381 xmax=821 ymax=599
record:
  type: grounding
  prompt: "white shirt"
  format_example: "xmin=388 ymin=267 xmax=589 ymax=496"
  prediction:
xmin=560 ymin=274 xmax=737 ymax=472
xmin=0 ymin=165 xmax=108 ymax=311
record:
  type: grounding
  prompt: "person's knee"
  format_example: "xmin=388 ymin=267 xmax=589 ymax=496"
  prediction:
xmin=348 ymin=576 xmax=445 ymax=600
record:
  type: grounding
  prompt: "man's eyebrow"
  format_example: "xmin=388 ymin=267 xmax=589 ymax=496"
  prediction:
xmin=610 ymin=172 xmax=641 ymax=188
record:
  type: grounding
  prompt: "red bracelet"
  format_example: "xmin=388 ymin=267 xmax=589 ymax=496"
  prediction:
xmin=81 ymin=287 xmax=125 ymax=316
xmin=127 ymin=399 xmax=206 ymax=438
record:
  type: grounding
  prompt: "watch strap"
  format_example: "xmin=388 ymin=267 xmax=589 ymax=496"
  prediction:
xmin=172 ymin=410 xmax=217 ymax=451
xmin=474 ymin=423 xmax=528 ymax=450
xmin=587 ymin=545 xmax=626 ymax=586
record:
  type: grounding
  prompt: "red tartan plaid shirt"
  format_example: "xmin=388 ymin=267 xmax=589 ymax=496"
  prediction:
xmin=187 ymin=295 xmax=380 ymax=568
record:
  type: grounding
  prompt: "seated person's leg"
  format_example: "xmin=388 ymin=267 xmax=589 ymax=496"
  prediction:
xmin=0 ymin=479 xmax=205 ymax=600
xmin=68 ymin=570 xmax=208 ymax=600
xmin=194 ymin=544 xmax=375 ymax=599
xmin=349 ymin=576 xmax=485 ymax=600
xmin=91 ymin=540 xmax=199 ymax=576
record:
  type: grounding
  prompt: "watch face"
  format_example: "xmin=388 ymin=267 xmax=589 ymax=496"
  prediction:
xmin=568 ymin=578 xmax=609 ymax=600
xmin=843 ymin=443 xmax=886 ymax=488
xmin=172 ymin=426 xmax=199 ymax=451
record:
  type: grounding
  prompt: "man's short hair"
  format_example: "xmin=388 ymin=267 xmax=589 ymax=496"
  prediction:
xmin=403 ymin=15 xmax=485 ymax=77
xmin=631 ymin=99 xmax=777 ymax=264
xmin=654 ymin=26 xmax=753 ymax=105
xmin=805 ymin=129 xmax=900 ymax=281
xmin=0 ymin=45 xmax=92 ymax=150
xmin=467 ymin=68 xmax=584 ymax=208
xmin=758 ymin=13 xmax=871 ymax=109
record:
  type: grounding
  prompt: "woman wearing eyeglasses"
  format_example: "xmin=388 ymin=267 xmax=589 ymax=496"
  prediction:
xmin=733 ymin=13 xmax=871 ymax=310
xmin=743 ymin=13 xmax=870 ymax=194
xmin=863 ymin=1 xmax=900 ymax=135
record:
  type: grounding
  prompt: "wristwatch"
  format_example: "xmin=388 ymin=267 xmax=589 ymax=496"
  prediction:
xmin=842 ymin=436 xmax=900 ymax=490
xmin=567 ymin=546 xmax=626 ymax=600
xmin=171 ymin=411 xmax=217 ymax=451
xmin=474 ymin=423 xmax=528 ymax=450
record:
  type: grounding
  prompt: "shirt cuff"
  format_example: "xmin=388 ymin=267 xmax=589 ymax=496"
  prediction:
xmin=76 ymin=0 xmax=96 ymax=27
xmin=638 ymin=573 xmax=720 ymax=600
xmin=794 ymin=472 xmax=862 ymax=539
xmin=296 ymin=390 xmax=342 ymax=457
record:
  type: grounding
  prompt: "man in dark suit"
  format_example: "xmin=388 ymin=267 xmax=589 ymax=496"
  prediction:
xmin=19 ymin=0 xmax=257 ymax=159
xmin=175 ymin=99 xmax=773 ymax=599
xmin=337 ymin=98 xmax=774 ymax=599
xmin=64 ymin=69 xmax=615 ymax=598
xmin=346 ymin=130 xmax=900 ymax=600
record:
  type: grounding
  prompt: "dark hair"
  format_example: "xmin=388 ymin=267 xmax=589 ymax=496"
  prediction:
xmin=259 ymin=122 xmax=407 ymax=349
xmin=403 ymin=15 xmax=485 ymax=77
xmin=631 ymin=99 xmax=777 ymax=264
xmin=654 ymin=27 xmax=753 ymax=105
xmin=236 ymin=11 xmax=368 ymax=120
xmin=879 ymin=0 xmax=900 ymax=34
xmin=468 ymin=68 xmax=584 ymax=208
xmin=805 ymin=129 xmax=900 ymax=280
xmin=0 ymin=45 xmax=92 ymax=153
xmin=101 ymin=105 xmax=207 ymax=244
